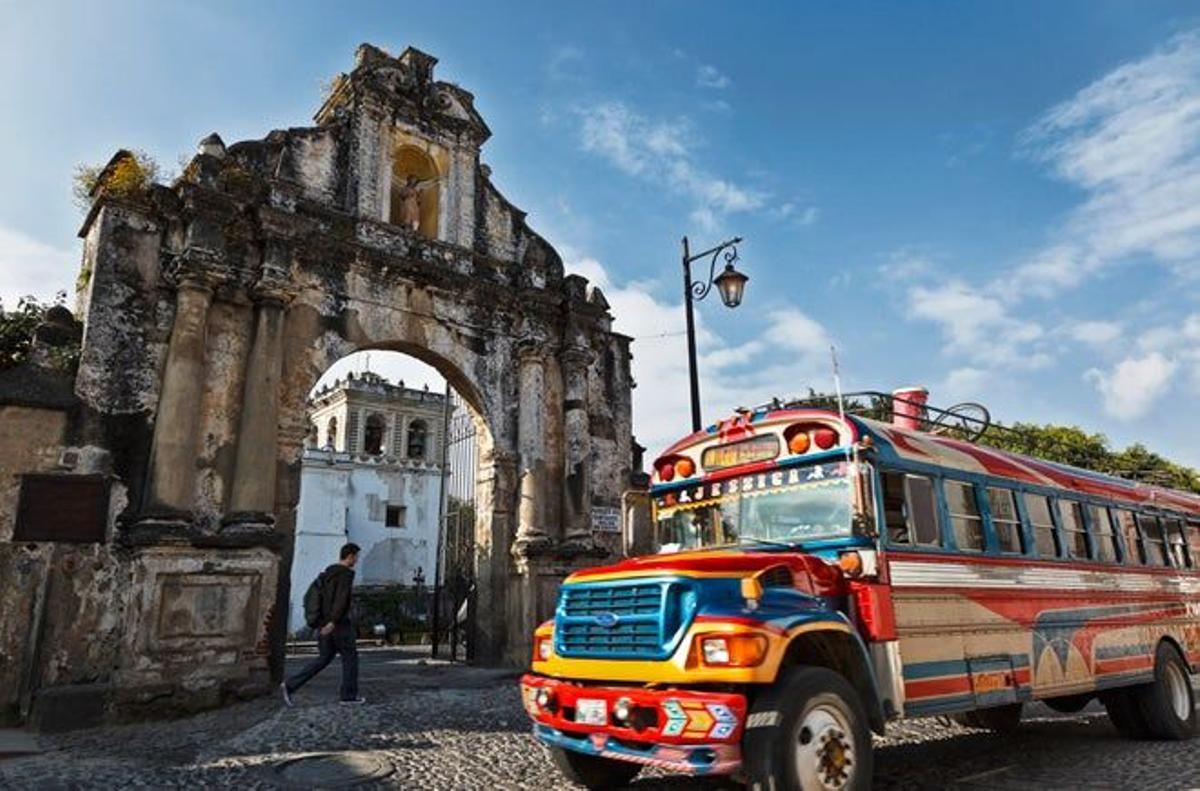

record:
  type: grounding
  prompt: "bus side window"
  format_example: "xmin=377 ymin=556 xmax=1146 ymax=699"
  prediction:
xmin=944 ymin=480 xmax=984 ymax=551
xmin=1113 ymin=509 xmax=1143 ymax=564
xmin=880 ymin=471 xmax=940 ymax=546
xmin=986 ymin=487 xmax=1023 ymax=553
xmin=1137 ymin=514 xmax=1168 ymax=566
xmin=1189 ymin=521 xmax=1200 ymax=569
xmin=1024 ymin=493 xmax=1059 ymax=558
xmin=906 ymin=475 xmax=941 ymax=546
xmin=880 ymin=472 xmax=909 ymax=543
xmin=1086 ymin=504 xmax=1118 ymax=563
xmin=1163 ymin=517 xmax=1187 ymax=568
xmin=1058 ymin=500 xmax=1090 ymax=559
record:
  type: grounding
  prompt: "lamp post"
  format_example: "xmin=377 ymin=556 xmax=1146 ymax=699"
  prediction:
xmin=681 ymin=236 xmax=749 ymax=432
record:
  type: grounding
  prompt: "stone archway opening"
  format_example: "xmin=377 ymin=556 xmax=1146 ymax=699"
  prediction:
xmin=288 ymin=347 xmax=489 ymax=659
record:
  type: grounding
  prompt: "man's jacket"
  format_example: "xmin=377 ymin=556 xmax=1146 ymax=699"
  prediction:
xmin=320 ymin=564 xmax=355 ymax=626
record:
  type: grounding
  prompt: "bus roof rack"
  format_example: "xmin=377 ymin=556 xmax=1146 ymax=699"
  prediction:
xmin=749 ymin=390 xmax=1181 ymax=487
xmin=749 ymin=390 xmax=1004 ymax=443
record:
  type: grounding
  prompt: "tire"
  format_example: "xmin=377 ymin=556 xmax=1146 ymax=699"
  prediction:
xmin=1101 ymin=687 xmax=1152 ymax=739
xmin=950 ymin=703 xmax=1022 ymax=733
xmin=1134 ymin=642 xmax=1197 ymax=740
xmin=1043 ymin=694 xmax=1091 ymax=714
xmin=744 ymin=666 xmax=874 ymax=791
xmin=549 ymin=746 xmax=641 ymax=789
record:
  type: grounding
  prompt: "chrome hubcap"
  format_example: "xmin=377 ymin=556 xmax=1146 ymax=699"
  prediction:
xmin=1164 ymin=661 xmax=1192 ymax=721
xmin=794 ymin=703 xmax=855 ymax=790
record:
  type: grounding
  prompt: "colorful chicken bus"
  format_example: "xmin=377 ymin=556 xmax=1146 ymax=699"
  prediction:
xmin=520 ymin=398 xmax=1200 ymax=789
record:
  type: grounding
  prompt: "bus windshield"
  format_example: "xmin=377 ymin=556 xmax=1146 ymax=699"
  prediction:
xmin=652 ymin=460 xmax=863 ymax=552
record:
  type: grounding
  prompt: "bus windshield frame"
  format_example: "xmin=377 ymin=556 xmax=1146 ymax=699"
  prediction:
xmin=651 ymin=459 xmax=873 ymax=553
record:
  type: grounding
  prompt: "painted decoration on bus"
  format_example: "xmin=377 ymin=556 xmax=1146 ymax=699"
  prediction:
xmin=700 ymin=435 xmax=780 ymax=471
xmin=654 ymin=461 xmax=856 ymax=549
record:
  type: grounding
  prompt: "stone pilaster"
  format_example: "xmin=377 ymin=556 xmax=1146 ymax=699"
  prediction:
xmin=560 ymin=344 xmax=594 ymax=546
xmin=142 ymin=248 xmax=224 ymax=519
xmin=227 ymin=249 xmax=295 ymax=526
xmin=513 ymin=338 xmax=551 ymax=554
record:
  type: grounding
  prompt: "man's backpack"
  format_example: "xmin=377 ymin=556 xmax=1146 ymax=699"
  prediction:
xmin=303 ymin=572 xmax=325 ymax=629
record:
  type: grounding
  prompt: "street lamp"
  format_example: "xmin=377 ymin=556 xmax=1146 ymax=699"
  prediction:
xmin=681 ymin=236 xmax=750 ymax=432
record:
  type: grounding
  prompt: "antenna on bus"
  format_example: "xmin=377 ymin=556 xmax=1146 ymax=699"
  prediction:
xmin=831 ymin=345 xmax=856 ymax=467
xmin=830 ymin=345 xmax=848 ymax=426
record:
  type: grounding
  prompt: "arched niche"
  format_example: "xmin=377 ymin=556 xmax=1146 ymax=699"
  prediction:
xmin=390 ymin=145 xmax=440 ymax=239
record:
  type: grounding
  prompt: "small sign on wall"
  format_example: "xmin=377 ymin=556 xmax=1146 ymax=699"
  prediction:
xmin=13 ymin=474 xmax=109 ymax=543
xmin=590 ymin=506 xmax=621 ymax=534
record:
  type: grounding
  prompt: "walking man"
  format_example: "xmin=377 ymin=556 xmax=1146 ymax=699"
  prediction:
xmin=281 ymin=543 xmax=365 ymax=705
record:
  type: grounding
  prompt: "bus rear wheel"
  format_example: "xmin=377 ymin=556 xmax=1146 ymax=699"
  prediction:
xmin=744 ymin=666 xmax=873 ymax=791
xmin=549 ymin=746 xmax=641 ymax=789
xmin=1136 ymin=642 xmax=1197 ymax=740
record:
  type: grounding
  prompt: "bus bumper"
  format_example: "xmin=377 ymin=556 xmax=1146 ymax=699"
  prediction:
xmin=520 ymin=674 xmax=747 ymax=776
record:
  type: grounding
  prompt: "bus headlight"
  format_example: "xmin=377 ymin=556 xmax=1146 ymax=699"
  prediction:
xmin=534 ymin=636 xmax=553 ymax=661
xmin=699 ymin=634 xmax=768 ymax=667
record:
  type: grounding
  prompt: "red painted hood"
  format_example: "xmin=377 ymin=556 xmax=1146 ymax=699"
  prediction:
xmin=567 ymin=547 xmax=846 ymax=597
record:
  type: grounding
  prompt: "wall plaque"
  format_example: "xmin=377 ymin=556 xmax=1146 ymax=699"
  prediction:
xmin=13 ymin=474 xmax=109 ymax=543
xmin=591 ymin=506 xmax=621 ymax=534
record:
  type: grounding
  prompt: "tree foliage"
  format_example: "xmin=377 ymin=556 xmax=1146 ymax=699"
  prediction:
xmin=72 ymin=150 xmax=160 ymax=212
xmin=0 ymin=293 xmax=78 ymax=373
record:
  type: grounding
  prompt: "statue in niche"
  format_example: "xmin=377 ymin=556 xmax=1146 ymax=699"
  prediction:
xmin=394 ymin=174 xmax=440 ymax=233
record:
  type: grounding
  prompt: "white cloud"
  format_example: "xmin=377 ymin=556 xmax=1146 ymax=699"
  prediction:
xmin=577 ymin=101 xmax=765 ymax=230
xmin=0 ymin=224 xmax=77 ymax=309
xmin=1085 ymin=351 xmax=1177 ymax=419
xmin=942 ymin=367 xmax=989 ymax=401
xmin=1015 ymin=30 xmax=1200 ymax=294
xmin=908 ymin=280 xmax=1049 ymax=368
xmin=546 ymin=45 xmax=584 ymax=81
xmin=1066 ymin=320 xmax=1122 ymax=346
xmin=696 ymin=64 xmax=731 ymax=90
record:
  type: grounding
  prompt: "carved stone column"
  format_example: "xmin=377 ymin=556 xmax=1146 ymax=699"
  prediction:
xmin=142 ymin=249 xmax=223 ymax=518
xmin=227 ymin=250 xmax=295 ymax=525
xmin=561 ymin=344 xmax=594 ymax=547
xmin=475 ymin=448 xmax=517 ymax=665
xmin=513 ymin=338 xmax=551 ymax=553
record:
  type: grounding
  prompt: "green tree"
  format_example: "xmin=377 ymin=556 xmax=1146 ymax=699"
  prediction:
xmin=0 ymin=293 xmax=78 ymax=373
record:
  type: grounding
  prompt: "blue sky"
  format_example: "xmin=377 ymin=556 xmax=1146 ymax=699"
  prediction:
xmin=2 ymin=2 xmax=1199 ymax=466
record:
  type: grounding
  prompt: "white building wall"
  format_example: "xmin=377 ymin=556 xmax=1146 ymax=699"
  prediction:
xmin=288 ymin=450 xmax=443 ymax=636
xmin=348 ymin=465 xmax=442 ymax=587
xmin=288 ymin=458 xmax=351 ymax=633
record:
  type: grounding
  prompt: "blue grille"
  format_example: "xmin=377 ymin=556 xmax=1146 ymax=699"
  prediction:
xmin=555 ymin=578 xmax=696 ymax=660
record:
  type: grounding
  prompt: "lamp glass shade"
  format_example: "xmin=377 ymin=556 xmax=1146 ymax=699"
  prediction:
xmin=714 ymin=264 xmax=749 ymax=308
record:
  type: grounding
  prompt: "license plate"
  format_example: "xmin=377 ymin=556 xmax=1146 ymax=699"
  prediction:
xmin=574 ymin=698 xmax=608 ymax=725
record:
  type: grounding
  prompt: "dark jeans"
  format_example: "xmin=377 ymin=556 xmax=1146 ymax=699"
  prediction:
xmin=285 ymin=623 xmax=359 ymax=701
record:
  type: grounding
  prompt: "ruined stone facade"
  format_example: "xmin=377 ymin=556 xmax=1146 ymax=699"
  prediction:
xmin=0 ymin=44 xmax=634 ymax=728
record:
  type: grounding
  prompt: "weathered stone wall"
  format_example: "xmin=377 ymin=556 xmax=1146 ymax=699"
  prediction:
xmin=0 ymin=41 xmax=637 ymax=728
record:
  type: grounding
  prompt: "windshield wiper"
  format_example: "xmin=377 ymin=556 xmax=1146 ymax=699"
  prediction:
xmin=737 ymin=536 xmax=802 ymax=550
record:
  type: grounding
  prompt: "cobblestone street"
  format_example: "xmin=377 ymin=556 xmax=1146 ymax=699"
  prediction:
xmin=2 ymin=648 xmax=1198 ymax=790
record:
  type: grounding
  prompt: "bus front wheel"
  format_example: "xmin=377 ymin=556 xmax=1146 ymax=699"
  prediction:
xmin=744 ymin=666 xmax=873 ymax=791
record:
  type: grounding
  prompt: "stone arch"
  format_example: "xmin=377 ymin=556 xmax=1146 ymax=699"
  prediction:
xmin=34 ymin=44 xmax=635 ymax=728
xmin=389 ymin=144 xmax=440 ymax=239
xmin=325 ymin=415 xmax=338 ymax=449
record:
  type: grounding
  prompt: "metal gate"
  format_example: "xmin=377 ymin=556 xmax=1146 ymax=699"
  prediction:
xmin=432 ymin=390 xmax=478 ymax=661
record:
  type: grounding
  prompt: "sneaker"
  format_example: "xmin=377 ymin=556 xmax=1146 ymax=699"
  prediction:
xmin=280 ymin=683 xmax=294 ymax=707
xmin=339 ymin=697 xmax=366 ymax=705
